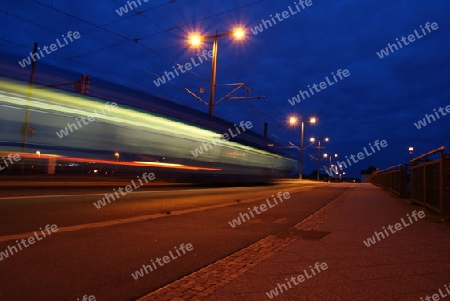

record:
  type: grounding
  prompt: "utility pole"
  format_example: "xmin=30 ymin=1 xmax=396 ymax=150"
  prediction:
xmin=79 ymin=73 xmax=90 ymax=94
xmin=317 ymin=140 xmax=322 ymax=181
xmin=21 ymin=42 xmax=38 ymax=153
xmin=209 ymin=35 xmax=218 ymax=116
xmin=20 ymin=42 xmax=38 ymax=174
xmin=300 ymin=121 xmax=304 ymax=179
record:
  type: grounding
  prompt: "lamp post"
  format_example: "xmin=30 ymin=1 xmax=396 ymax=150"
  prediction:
xmin=408 ymin=146 xmax=414 ymax=162
xmin=323 ymin=153 xmax=337 ymax=182
xmin=310 ymin=137 xmax=329 ymax=181
xmin=323 ymin=153 xmax=338 ymax=168
xmin=189 ymin=28 xmax=245 ymax=116
xmin=114 ymin=152 xmax=120 ymax=162
xmin=288 ymin=116 xmax=316 ymax=179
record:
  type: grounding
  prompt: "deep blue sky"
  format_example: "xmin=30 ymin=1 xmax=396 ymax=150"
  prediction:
xmin=1 ymin=0 xmax=449 ymax=177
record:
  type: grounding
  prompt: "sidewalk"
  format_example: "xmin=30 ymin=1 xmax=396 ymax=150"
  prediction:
xmin=139 ymin=183 xmax=450 ymax=300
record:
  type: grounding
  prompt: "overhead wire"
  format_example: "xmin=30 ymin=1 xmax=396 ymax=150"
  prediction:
xmin=7 ymin=0 xmax=285 ymax=127
xmin=33 ymin=0 xmax=209 ymax=84
xmin=0 ymin=8 xmax=167 ymax=96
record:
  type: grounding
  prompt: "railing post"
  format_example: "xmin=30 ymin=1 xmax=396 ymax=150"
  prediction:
xmin=440 ymin=151 xmax=445 ymax=218
xmin=444 ymin=154 xmax=450 ymax=219
xmin=423 ymin=164 xmax=427 ymax=205
xmin=370 ymin=148 xmax=448 ymax=219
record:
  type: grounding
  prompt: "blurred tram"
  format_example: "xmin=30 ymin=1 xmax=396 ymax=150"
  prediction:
xmin=0 ymin=78 xmax=296 ymax=182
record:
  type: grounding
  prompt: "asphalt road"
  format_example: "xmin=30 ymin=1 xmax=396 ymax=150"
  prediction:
xmin=0 ymin=182 xmax=349 ymax=301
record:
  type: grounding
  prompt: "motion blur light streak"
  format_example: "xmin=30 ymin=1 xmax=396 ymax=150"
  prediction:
xmin=0 ymin=152 xmax=221 ymax=171
xmin=132 ymin=161 xmax=221 ymax=171
xmin=0 ymin=79 xmax=277 ymax=153
xmin=0 ymin=78 xmax=295 ymax=179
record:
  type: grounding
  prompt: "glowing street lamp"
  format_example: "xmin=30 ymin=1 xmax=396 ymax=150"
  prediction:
xmin=114 ymin=152 xmax=120 ymax=162
xmin=310 ymin=137 xmax=329 ymax=181
xmin=233 ymin=28 xmax=245 ymax=39
xmin=288 ymin=116 xmax=316 ymax=179
xmin=324 ymin=153 xmax=338 ymax=182
xmin=188 ymin=28 xmax=246 ymax=116
xmin=323 ymin=153 xmax=338 ymax=166
xmin=189 ymin=35 xmax=202 ymax=46
xmin=289 ymin=116 xmax=298 ymax=125
xmin=408 ymin=146 xmax=414 ymax=162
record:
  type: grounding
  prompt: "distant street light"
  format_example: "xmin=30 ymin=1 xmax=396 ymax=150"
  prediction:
xmin=408 ymin=146 xmax=414 ymax=162
xmin=323 ymin=153 xmax=338 ymax=182
xmin=288 ymin=116 xmax=316 ymax=179
xmin=114 ymin=152 xmax=120 ymax=162
xmin=188 ymin=28 xmax=246 ymax=116
xmin=323 ymin=153 xmax=338 ymax=167
xmin=310 ymin=137 xmax=329 ymax=181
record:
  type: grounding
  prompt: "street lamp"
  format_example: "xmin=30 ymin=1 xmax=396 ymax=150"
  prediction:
xmin=114 ymin=152 xmax=120 ymax=162
xmin=323 ymin=153 xmax=338 ymax=167
xmin=288 ymin=116 xmax=316 ymax=179
xmin=189 ymin=28 xmax=246 ymax=116
xmin=323 ymin=153 xmax=337 ymax=182
xmin=408 ymin=146 xmax=414 ymax=162
xmin=310 ymin=137 xmax=329 ymax=181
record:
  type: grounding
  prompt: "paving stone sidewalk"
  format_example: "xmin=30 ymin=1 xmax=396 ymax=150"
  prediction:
xmin=139 ymin=183 xmax=450 ymax=301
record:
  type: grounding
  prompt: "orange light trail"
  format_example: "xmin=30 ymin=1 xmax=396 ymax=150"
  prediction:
xmin=0 ymin=152 xmax=222 ymax=171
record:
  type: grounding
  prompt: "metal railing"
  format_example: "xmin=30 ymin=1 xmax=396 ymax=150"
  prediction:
xmin=367 ymin=147 xmax=450 ymax=218
xmin=368 ymin=163 xmax=409 ymax=198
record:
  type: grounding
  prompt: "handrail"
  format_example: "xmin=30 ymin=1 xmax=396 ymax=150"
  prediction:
xmin=410 ymin=146 xmax=445 ymax=163
xmin=368 ymin=146 xmax=449 ymax=219
xmin=373 ymin=163 xmax=403 ymax=174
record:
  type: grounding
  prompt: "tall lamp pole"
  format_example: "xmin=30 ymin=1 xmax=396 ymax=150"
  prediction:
xmin=21 ymin=42 xmax=38 ymax=152
xmin=288 ymin=116 xmax=316 ymax=179
xmin=310 ymin=137 xmax=329 ymax=181
xmin=209 ymin=36 xmax=218 ymax=116
xmin=189 ymin=29 xmax=245 ymax=116
xmin=324 ymin=153 xmax=338 ymax=182
xmin=408 ymin=146 xmax=414 ymax=162
xmin=300 ymin=121 xmax=304 ymax=179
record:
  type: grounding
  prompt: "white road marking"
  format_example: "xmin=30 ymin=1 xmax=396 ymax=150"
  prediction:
xmin=0 ymin=200 xmax=247 ymax=243
xmin=0 ymin=185 xmax=313 ymax=200
xmin=0 ymin=187 xmax=253 ymax=200
xmin=0 ymin=185 xmax=318 ymax=243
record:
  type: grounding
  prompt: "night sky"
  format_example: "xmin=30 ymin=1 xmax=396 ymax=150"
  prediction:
xmin=1 ymin=0 xmax=449 ymax=177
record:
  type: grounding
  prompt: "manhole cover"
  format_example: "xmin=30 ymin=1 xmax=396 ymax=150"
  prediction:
xmin=275 ymin=228 xmax=330 ymax=240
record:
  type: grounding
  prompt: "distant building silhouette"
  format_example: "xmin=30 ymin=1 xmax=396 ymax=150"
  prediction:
xmin=360 ymin=166 xmax=377 ymax=182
